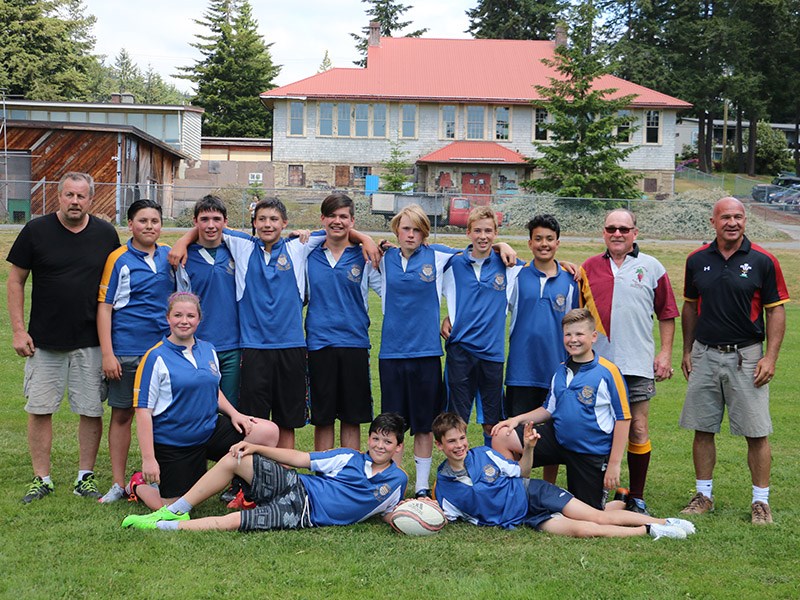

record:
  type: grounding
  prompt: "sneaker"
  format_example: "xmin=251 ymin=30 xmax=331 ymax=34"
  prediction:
xmin=681 ymin=492 xmax=714 ymax=515
xmin=226 ymin=489 xmax=255 ymax=510
xmin=22 ymin=476 xmax=54 ymax=503
xmin=665 ymin=518 xmax=697 ymax=535
xmin=73 ymin=473 xmax=102 ymax=499
xmin=626 ymin=497 xmax=650 ymax=515
xmin=415 ymin=489 xmax=433 ymax=499
xmin=219 ymin=480 xmax=240 ymax=504
xmin=125 ymin=472 xmax=146 ymax=502
xmin=751 ymin=501 xmax=773 ymax=525
xmin=649 ymin=523 xmax=687 ymax=540
xmin=121 ymin=506 xmax=190 ymax=530
xmin=613 ymin=487 xmax=630 ymax=503
xmin=98 ymin=483 xmax=126 ymax=504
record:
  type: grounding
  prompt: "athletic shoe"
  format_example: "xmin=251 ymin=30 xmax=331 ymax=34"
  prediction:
xmin=121 ymin=506 xmax=189 ymax=530
xmin=73 ymin=473 xmax=102 ymax=499
xmin=22 ymin=476 xmax=54 ymax=504
xmin=680 ymin=492 xmax=714 ymax=515
xmin=98 ymin=483 xmax=126 ymax=504
xmin=665 ymin=518 xmax=697 ymax=535
xmin=751 ymin=501 xmax=773 ymax=525
xmin=626 ymin=497 xmax=650 ymax=515
xmin=613 ymin=487 xmax=630 ymax=503
xmin=648 ymin=524 xmax=687 ymax=540
xmin=226 ymin=489 xmax=255 ymax=510
xmin=415 ymin=489 xmax=433 ymax=499
xmin=125 ymin=472 xmax=146 ymax=502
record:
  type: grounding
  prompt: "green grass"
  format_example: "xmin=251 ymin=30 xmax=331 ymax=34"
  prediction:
xmin=0 ymin=231 xmax=798 ymax=599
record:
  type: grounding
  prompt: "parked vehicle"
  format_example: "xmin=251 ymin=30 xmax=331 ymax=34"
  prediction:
xmin=370 ymin=193 xmax=504 ymax=227
xmin=751 ymin=174 xmax=800 ymax=202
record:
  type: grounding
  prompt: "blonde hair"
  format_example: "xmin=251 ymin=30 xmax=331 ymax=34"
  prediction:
xmin=390 ymin=204 xmax=430 ymax=241
xmin=561 ymin=307 xmax=595 ymax=330
xmin=166 ymin=291 xmax=202 ymax=320
xmin=467 ymin=206 xmax=497 ymax=231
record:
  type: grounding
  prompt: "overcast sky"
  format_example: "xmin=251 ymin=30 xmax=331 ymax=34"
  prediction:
xmin=82 ymin=0 xmax=475 ymax=93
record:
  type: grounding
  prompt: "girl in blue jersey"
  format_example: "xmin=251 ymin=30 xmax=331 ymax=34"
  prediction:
xmin=131 ymin=292 xmax=279 ymax=510
xmin=97 ymin=200 xmax=175 ymax=503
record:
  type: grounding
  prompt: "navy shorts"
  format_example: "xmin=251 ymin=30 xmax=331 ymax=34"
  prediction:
xmin=308 ymin=347 xmax=373 ymax=426
xmin=444 ymin=343 xmax=504 ymax=425
xmin=379 ymin=356 xmax=443 ymax=435
xmin=522 ymin=478 xmax=573 ymax=529
xmin=505 ymin=385 xmax=549 ymax=417
xmin=239 ymin=347 xmax=308 ymax=429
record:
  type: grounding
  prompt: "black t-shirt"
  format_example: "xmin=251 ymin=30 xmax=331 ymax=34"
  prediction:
xmin=7 ymin=213 xmax=120 ymax=350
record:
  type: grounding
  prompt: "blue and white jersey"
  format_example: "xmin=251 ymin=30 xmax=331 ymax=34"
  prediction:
xmin=441 ymin=246 xmax=522 ymax=362
xmin=435 ymin=446 xmax=527 ymax=529
xmin=378 ymin=244 xmax=457 ymax=359
xmin=506 ymin=261 xmax=579 ymax=387
xmin=222 ymin=229 xmax=322 ymax=349
xmin=176 ymin=243 xmax=239 ymax=352
xmin=305 ymin=244 xmax=382 ymax=351
xmin=299 ymin=448 xmax=408 ymax=527
xmin=98 ymin=240 xmax=175 ymax=356
xmin=132 ymin=337 xmax=221 ymax=448
xmin=544 ymin=354 xmax=631 ymax=456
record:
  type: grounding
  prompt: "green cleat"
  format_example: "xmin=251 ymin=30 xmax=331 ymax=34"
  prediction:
xmin=121 ymin=506 xmax=190 ymax=530
xmin=22 ymin=476 xmax=54 ymax=504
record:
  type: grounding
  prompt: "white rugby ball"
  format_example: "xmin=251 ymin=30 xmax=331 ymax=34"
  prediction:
xmin=389 ymin=498 xmax=446 ymax=536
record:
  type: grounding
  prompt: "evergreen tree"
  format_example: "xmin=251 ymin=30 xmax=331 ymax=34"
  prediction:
xmin=380 ymin=141 xmax=412 ymax=191
xmin=318 ymin=50 xmax=333 ymax=72
xmin=465 ymin=0 xmax=566 ymax=40
xmin=112 ymin=49 xmax=144 ymax=96
xmin=522 ymin=2 xmax=641 ymax=199
xmin=351 ymin=0 xmax=428 ymax=67
xmin=178 ymin=0 xmax=280 ymax=137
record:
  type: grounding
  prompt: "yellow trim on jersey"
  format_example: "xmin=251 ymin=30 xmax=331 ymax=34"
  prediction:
xmin=598 ymin=356 xmax=631 ymax=420
xmin=132 ymin=341 xmax=164 ymax=408
xmin=97 ymin=245 xmax=128 ymax=303
xmin=578 ymin=267 xmax=608 ymax=338
xmin=763 ymin=298 xmax=790 ymax=309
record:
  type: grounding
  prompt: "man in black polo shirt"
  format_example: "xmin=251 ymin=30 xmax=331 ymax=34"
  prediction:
xmin=678 ymin=197 xmax=789 ymax=524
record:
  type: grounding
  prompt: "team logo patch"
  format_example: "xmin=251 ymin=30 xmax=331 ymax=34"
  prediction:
xmin=347 ymin=264 xmax=363 ymax=283
xmin=374 ymin=483 xmax=391 ymax=500
xmin=226 ymin=258 xmax=235 ymax=275
xmin=578 ymin=385 xmax=596 ymax=405
xmin=482 ymin=464 xmax=498 ymax=482
xmin=740 ymin=263 xmax=752 ymax=278
xmin=554 ymin=294 xmax=567 ymax=312
xmin=419 ymin=264 xmax=435 ymax=282
xmin=209 ymin=361 xmax=219 ymax=376
xmin=635 ymin=266 xmax=646 ymax=282
xmin=492 ymin=274 xmax=506 ymax=291
xmin=276 ymin=254 xmax=291 ymax=271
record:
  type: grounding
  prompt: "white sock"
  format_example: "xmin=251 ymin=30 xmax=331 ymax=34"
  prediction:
xmin=168 ymin=497 xmax=193 ymax=514
xmin=696 ymin=479 xmax=713 ymax=499
xmin=41 ymin=475 xmax=52 ymax=485
xmin=752 ymin=485 xmax=769 ymax=505
xmin=77 ymin=470 xmax=92 ymax=480
xmin=156 ymin=521 xmax=180 ymax=530
xmin=414 ymin=456 xmax=432 ymax=492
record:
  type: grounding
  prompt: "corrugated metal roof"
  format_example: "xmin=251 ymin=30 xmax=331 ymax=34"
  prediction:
xmin=417 ymin=141 xmax=529 ymax=164
xmin=262 ymin=38 xmax=691 ymax=109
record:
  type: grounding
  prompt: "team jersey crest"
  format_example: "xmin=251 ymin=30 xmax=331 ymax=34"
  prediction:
xmin=419 ymin=264 xmax=435 ymax=282
xmin=740 ymin=263 xmax=752 ymax=278
xmin=209 ymin=361 xmax=219 ymax=376
xmin=373 ymin=483 xmax=391 ymax=500
xmin=226 ymin=258 xmax=235 ymax=275
xmin=578 ymin=385 xmax=596 ymax=405
xmin=554 ymin=294 xmax=567 ymax=311
xmin=492 ymin=273 xmax=506 ymax=291
xmin=482 ymin=463 xmax=498 ymax=482
xmin=347 ymin=264 xmax=363 ymax=283
xmin=276 ymin=253 xmax=291 ymax=271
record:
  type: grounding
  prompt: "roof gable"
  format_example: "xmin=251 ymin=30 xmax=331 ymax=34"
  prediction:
xmin=418 ymin=142 xmax=528 ymax=164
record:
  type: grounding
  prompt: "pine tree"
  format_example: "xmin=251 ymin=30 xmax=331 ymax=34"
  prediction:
xmin=380 ymin=141 xmax=412 ymax=191
xmin=351 ymin=0 xmax=428 ymax=67
xmin=112 ymin=49 xmax=144 ymax=96
xmin=318 ymin=50 xmax=333 ymax=72
xmin=522 ymin=2 xmax=641 ymax=199
xmin=178 ymin=0 xmax=280 ymax=137
xmin=465 ymin=0 xmax=566 ymax=40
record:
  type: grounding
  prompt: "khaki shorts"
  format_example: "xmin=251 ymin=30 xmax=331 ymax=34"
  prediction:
xmin=679 ymin=340 xmax=772 ymax=437
xmin=23 ymin=347 xmax=106 ymax=417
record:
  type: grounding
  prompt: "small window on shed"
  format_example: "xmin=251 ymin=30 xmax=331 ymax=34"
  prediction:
xmin=643 ymin=178 xmax=658 ymax=193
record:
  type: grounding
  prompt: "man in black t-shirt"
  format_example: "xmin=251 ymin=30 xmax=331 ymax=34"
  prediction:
xmin=7 ymin=172 xmax=120 ymax=503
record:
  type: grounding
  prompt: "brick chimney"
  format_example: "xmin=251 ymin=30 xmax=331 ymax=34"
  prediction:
xmin=368 ymin=21 xmax=381 ymax=47
xmin=554 ymin=23 xmax=567 ymax=48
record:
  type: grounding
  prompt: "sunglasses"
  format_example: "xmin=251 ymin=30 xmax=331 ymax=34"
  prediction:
xmin=604 ymin=226 xmax=634 ymax=234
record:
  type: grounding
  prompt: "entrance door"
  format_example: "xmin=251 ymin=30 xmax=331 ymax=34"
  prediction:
xmin=335 ymin=165 xmax=351 ymax=187
xmin=461 ymin=172 xmax=491 ymax=199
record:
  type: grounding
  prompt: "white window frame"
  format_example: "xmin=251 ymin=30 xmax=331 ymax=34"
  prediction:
xmin=615 ymin=109 xmax=633 ymax=144
xmin=440 ymin=104 xmax=457 ymax=140
xmin=288 ymin=101 xmax=305 ymax=137
xmin=494 ymin=106 xmax=511 ymax=141
xmin=466 ymin=105 xmax=486 ymax=140
xmin=645 ymin=110 xmax=661 ymax=145
xmin=534 ymin=108 xmax=549 ymax=142
xmin=317 ymin=101 xmax=388 ymax=138
xmin=400 ymin=104 xmax=417 ymax=139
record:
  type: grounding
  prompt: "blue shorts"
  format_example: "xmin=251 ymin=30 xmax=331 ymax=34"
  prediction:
xmin=522 ymin=478 xmax=573 ymax=529
xmin=444 ymin=343 xmax=504 ymax=425
xmin=379 ymin=356 xmax=443 ymax=435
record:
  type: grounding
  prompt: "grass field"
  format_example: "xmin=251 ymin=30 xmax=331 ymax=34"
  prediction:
xmin=0 ymin=229 xmax=797 ymax=600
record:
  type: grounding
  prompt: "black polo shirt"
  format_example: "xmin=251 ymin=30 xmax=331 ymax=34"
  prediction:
xmin=683 ymin=236 xmax=789 ymax=346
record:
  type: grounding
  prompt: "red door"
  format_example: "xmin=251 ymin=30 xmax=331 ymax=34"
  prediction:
xmin=461 ymin=172 xmax=491 ymax=200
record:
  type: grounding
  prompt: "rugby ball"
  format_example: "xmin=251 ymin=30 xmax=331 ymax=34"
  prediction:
xmin=388 ymin=498 xmax=446 ymax=536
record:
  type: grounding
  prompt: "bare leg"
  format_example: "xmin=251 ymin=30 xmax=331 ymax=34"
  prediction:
xmin=277 ymin=427 xmax=295 ymax=449
xmin=136 ymin=485 xmax=169 ymax=511
xmin=341 ymin=422 xmax=360 ymax=450
xmin=178 ymin=512 xmax=242 ymax=531
xmin=692 ymin=431 xmax=716 ymax=479
xmin=745 ymin=436 xmax=771 ymax=488
xmin=542 ymin=464 xmax=559 ymax=484
xmin=28 ymin=414 xmax=53 ymax=477
xmin=108 ymin=407 xmax=134 ymax=486
xmin=540 ymin=516 xmax=647 ymax=538
xmin=491 ymin=429 xmax=523 ymax=460
xmin=414 ymin=432 xmax=433 ymax=459
xmin=245 ymin=419 xmax=279 ymax=447
xmin=562 ymin=498 xmax=667 ymax=527
xmin=315 ymin=424 xmax=335 ymax=451
xmin=78 ymin=415 xmax=102 ymax=472
xmin=183 ymin=453 xmax=255 ymax=508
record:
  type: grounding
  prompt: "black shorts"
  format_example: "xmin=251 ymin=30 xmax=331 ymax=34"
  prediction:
xmin=518 ymin=422 xmax=607 ymax=510
xmin=379 ymin=356 xmax=443 ymax=435
xmin=154 ymin=414 xmax=244 ymax=498
xmin=444 ymin=343 xmax=504 ymax=425
xmin=505 ymin=385 xmax=549 ymax=417
xmin=239 ymin=347 xmax=308 ymax=429
xmin=308 ymin=347 xmax=373 ymax=426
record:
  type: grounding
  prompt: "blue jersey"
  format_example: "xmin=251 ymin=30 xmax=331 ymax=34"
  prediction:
xmin=506 ymin=261 xmax=579 ymax=387
xmin=441 ymin=247 xmax=521 ymax=362
xmin=299 ymin=448 xmax=408 ymax=527
xmin=435 ymin=446 xmax=527 ymax=529
xmin=176 ymin=243 xmax=239 ymax=352
xmin=222 ymin=229 xmax=321 ymax=349
xmin=378 ymin=244 xmax=457 ymax=359
xmin=98 ymin=240 xmax=175 ymax=356
xmin=305 ymin=245 xmax=381 ymax=351
xmin=544 ymin=354 xmax=631 ymax=455
xmin=132 ymin=337 xmax=221 ymax=447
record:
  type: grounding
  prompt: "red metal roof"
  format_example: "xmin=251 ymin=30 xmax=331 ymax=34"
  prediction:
xmin=417 ymin=142 xmax=529 ymax=164
xmin=262 ymin=37 xmax=690 ymax=109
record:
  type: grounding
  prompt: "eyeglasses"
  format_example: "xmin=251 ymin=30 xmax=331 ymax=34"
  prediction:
xmin=604 ymin=225 xmax=634 ymax=234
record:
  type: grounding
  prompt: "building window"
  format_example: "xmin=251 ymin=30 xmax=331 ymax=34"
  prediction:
xmin=288 ymin=165 xmax=305 ymax=187
xmin=373 ymin=104 xmax=386 ymax=137
xmin=534 ymin=108 xmax=549 ymax=141
xmin=319 ymin=102 xmax=334 ymax=136
xmin=318 ymin=101 xmax=386 ymax=138
xmin=466 ymin=106 xmax=485 ymax=139
xmin=494 ymin=106 xmax=510 ymax=141
xmin=354 ymin=104 xmax=369 ymax=137
xmin=337 ymin=103 xmax=351 ymax=137
xmin=289 ymin=101 xmax=305 ymax=136
xmin=616 ymin=110 xmax=633 ymax=144
xmin=353 ymin=166 xmax=372 ymax=179
xmin=645 ymin=110 xmax=660 ymax=144
xmin=441 ymin=105 xmax=456 ymax=139
xmin=401 ymin=104 xmax=417 ymax=138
